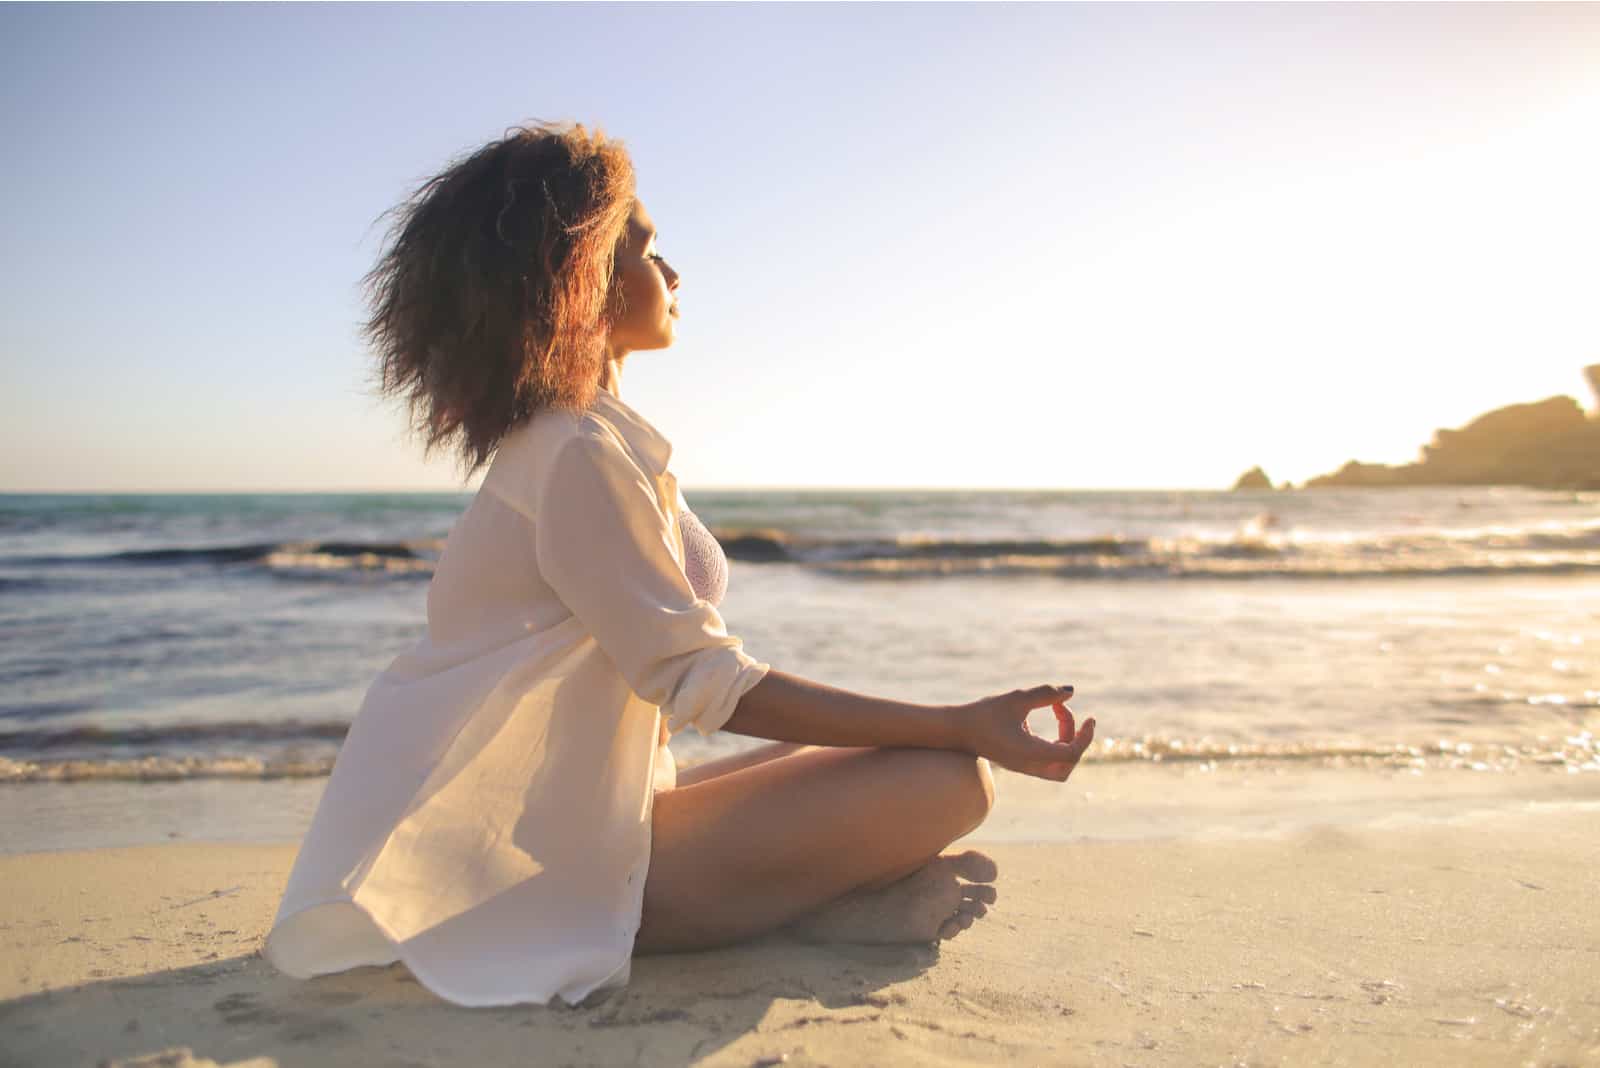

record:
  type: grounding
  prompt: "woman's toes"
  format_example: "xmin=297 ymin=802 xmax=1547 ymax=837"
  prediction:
xmin=950 ymin=849 xmax=999 ymax=883
xmin=957 ymin=898 xmax=988 ymax=919
xmin=962 ymin=883 xmax=998 ymax=906
xmin=938 ymin=912 xmax=974 ymax=940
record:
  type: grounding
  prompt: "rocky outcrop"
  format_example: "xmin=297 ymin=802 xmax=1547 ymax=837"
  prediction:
xmin=1303 ymin=460 xmax=1413 ymax=488
xmin=1303 ymin=366 xmax=1600 ymax=491
xmin=1231 ymin=466 xmax=1273 ymax=491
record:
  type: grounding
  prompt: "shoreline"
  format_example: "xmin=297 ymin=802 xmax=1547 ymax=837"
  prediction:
xmin=3 ymin=767 xmax=1598 ymax=1065
xmin=4 ymin=758 xmax=1597 ymax=856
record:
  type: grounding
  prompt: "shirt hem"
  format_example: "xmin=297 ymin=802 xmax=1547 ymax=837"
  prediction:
xmin=263 ymin=891 xmax=638 ymax=1009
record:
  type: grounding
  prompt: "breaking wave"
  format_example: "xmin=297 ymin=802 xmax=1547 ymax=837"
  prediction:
xmin=3 ymin=726 xmax=1595 ymax=783
xmin=7 ymin=518 xmax=1600 ymax=583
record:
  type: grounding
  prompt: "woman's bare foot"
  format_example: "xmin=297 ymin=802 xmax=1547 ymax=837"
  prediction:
xmin=782 ymin=850 xmax=1000 ymax=945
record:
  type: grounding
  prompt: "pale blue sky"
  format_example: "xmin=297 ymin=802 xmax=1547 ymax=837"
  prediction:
xmin=3 ymin=3 xmax=1597 ymax=492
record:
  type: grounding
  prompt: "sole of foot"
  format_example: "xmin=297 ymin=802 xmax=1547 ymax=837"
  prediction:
xmin=787 ymin=849 xmax=1000 ymax=946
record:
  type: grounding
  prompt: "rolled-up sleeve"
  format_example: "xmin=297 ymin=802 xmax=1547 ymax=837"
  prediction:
xmin=534 ymin=426 xmax=771 ymax=736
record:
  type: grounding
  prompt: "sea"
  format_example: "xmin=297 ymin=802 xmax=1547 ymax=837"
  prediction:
xmin=2 ymin=486 xmax=1598 ymax=853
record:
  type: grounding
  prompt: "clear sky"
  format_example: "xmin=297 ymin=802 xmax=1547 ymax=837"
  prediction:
xmin=3 ymin=3 xmax=1596 ymax=492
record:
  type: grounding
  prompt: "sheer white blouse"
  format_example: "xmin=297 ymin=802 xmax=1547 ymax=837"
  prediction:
xmin=261 ymin=386 xmax=772 ymax=1007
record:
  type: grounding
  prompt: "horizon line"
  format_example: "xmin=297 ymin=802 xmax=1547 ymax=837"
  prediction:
xmin=0 ymin=483 xmax=1265 ymax=495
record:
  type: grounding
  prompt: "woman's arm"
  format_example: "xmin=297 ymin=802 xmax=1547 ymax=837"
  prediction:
xmin=721 ymin=669 xmax=962 ymax=750
xmin=721 ymin=670 xmax=1094 ymax=781
xmin=532 ymin=421 xmax=1092 ymax=780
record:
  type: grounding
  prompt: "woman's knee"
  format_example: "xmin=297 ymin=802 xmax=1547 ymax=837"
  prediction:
xmin=879 ymin=747 xmax=994 ymax=835
xmin=966 ymin=755 xmax=996 ymax=833
xmin=972 ymin=755 xmax=996 ymax=822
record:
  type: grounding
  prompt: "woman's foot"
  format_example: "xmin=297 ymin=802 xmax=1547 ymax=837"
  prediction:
xmin=782 ymin=850 xmax=1000 ymax=945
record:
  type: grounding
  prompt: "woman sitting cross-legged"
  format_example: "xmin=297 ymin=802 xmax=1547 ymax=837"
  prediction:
xmin=261 ymin=120 xmax=1095 ymax=1009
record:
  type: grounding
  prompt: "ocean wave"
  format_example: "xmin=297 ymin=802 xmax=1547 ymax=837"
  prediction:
xmin=0 ymin=718 xmax=350 ymax=754
xmin=7 ymin=539 xmax=443 ymax=577
xmin=709 ymin=519 xmax=1600 ymax=580
xmin=812 ymin=555 xmax=1600 ymax=581
xmin=3 ymin=731 xmax=1595 ymax=783
xmin=0 ymin=753 xmax=338 ymax=783
xmin=6 ymin=519 xmax=1600 ymax=584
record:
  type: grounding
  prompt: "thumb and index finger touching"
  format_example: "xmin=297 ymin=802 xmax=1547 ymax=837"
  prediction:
xmin=1013 ymin=683 xmax=1095 ymax=738
xmin=997 ymin=684 xmax=1097 ymax=779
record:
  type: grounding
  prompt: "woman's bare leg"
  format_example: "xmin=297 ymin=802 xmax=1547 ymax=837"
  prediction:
xmin=672 ymin=741 xmax=831 ymax=787
xmin=674 ymin=742 xmax=953 ymax=893
xmin=635 ymin=745 xmax=997 ymax=954
xmin=676 ymin=742 xmax=974 ymax=893
xmin=674 ymin=742 xmax=949 ymax=896
xmin=673 ymin=741 xmax=944 ymax=895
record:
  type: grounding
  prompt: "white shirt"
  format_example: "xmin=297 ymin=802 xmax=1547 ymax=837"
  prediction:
xmin=262 ymin=387 xmax=772 ymax=1007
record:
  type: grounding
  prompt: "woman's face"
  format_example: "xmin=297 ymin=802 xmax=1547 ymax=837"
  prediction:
xmin=606 ymin=199 xmax=680 ymax=354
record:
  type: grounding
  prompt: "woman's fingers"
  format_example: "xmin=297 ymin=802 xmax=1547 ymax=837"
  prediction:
xmin=1017 ymin=684 xmax=1074 ymax=718
xmin=1015 ymin=719 xmax=1091 ymax=769
xmin=980 ymin=686 xmax=1090 ymax=781
xmin=1016 ymin=715 xmax=1096 ymax=781
xmin=1058 ymin=717 xmax=1096 ymax=779
xmin=1070 ymin=716 xmax=1096 ymax=758
xmin=1053 ymin=701 xmax=1075 ymax=743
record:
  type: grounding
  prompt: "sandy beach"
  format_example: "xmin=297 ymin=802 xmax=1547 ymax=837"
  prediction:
xmin=4 ymin=763 xmax=1598 ymax=1067
xmin=8 ymin=1 xmax=1600 ymax=1065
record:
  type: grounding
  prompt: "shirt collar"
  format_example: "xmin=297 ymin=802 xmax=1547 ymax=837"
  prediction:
xmin=588 ymin=386 xmax=674 ymax=475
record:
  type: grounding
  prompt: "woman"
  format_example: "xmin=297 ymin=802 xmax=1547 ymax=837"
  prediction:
xmin=262 ymin=121 xmax=1095 ymax=1008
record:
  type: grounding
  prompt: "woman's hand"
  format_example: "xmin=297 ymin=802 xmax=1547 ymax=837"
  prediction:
xmin=949 ymin=684 xmax=1095 ymax=782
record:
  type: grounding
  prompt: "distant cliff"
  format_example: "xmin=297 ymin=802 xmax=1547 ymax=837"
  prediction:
xmin=1299 ymin=366 xmax=1600 ymax=491
xmin=1232 ymin=465 xmax=1273 ymax=491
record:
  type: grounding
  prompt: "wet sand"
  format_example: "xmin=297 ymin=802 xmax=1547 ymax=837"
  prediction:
xmin=3 ymin=764 xmax=1598 ymax=1067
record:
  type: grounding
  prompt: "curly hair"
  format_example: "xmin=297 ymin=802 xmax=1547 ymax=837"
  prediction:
xmin=363 ymin=121 xmax=637 ymax=476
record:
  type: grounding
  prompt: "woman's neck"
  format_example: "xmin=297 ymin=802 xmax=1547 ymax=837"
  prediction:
xmin=598 ymin=354 xmax=626 ymax=397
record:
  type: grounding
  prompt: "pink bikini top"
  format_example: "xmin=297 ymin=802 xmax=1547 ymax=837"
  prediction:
xmin=679 ymin=506 xmax=727 ymax=607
